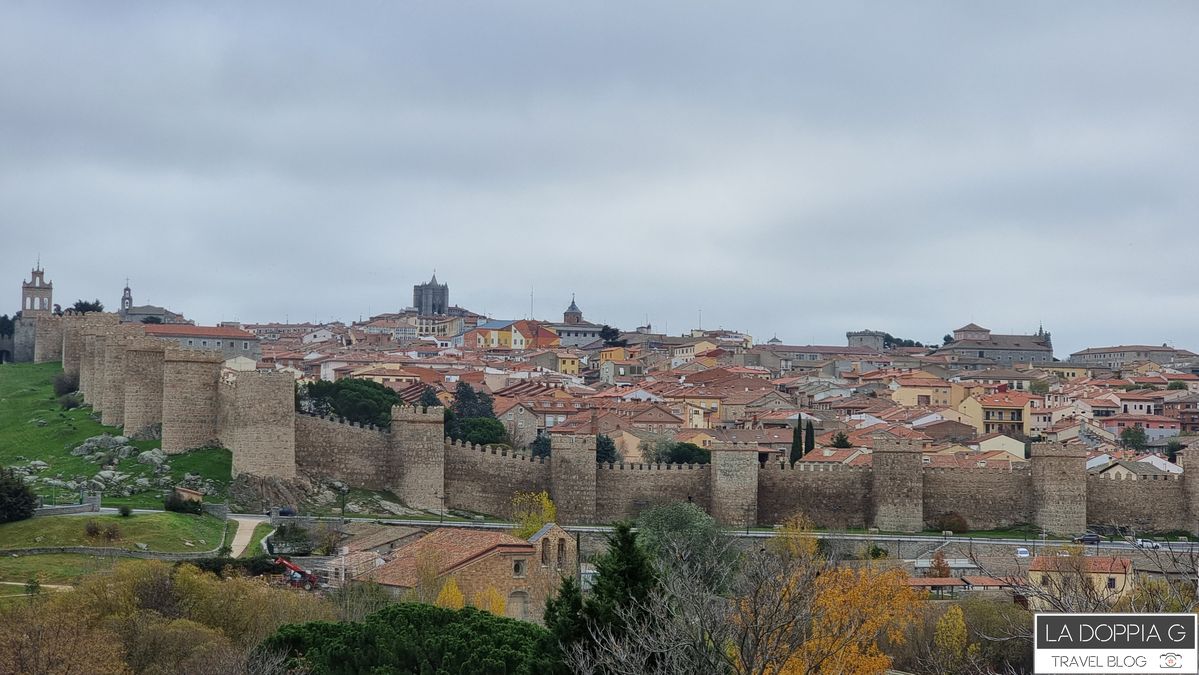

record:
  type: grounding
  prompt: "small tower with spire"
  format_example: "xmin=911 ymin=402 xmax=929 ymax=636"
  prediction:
xmin=563 ymin=294 xmax=583 ymax=325
xmin=121 ymin=279 xmax=133 ymax=313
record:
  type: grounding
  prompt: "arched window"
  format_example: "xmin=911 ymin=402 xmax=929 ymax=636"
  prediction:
xmin=541 ymin=539 xmax=549 ymax=566
xmin=506 ymin=591 xmax=529 ymax=620
xmin=557 ymin=538 xmax=566 ymax=568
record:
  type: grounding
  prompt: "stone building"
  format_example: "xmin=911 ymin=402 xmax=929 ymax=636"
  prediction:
xmin=116 ymin=281 xmax=189 ymax=324
xmin=931 ymin=323 xmax=1053 ymax=366
xmin=548 ymin=296 xmax=603 ymax=347
xmin=412 ymin=273 xmax=449 ymax=316
xmin=367 ymin=524 xmax=577 ymax=622
xmin=142 ymin=324 xmax=261 ymax=360
xmin=846 ymin=329 xmax=887 ymax=351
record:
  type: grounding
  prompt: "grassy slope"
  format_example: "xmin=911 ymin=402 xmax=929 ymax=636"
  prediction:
xmin=0 ymin=553 xmax=118 ymax=584
xmin=0 ymin=512 xmax=226 ymax=552
xmin=0 ymin=361 xmax=231 ymax=507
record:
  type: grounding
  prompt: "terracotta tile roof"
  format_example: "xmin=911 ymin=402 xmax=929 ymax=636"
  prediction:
xmin=978 ymin=392 xmax=1042 ymax=408
xmin=369 ymin=528 xmax=533 ymax=588
xmin=144 ymin=324 xmax=257 ymax=339
xmin=906 ymin=577 xmax=966 ymax=588
xmin=1029 ymin=556 xmax=1131 ymax=574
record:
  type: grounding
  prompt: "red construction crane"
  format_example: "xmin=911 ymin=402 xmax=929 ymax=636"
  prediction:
xmin=274 ymin=556 xmax=319 ymax=591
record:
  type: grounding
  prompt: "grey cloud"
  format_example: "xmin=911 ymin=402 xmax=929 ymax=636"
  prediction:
xmin=1 ymin=1 xmax=1196 ymax=356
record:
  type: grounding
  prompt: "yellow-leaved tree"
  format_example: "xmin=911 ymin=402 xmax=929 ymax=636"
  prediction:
xmin=474 ymin=586 xmax=507 ymax=616
xmin=511 ymin=491 xmax=556 ymax=539
xmin=435 ymin=578 xmax=465 ymax=610
xmin=734 ymin=515 xmax=921 ymax=675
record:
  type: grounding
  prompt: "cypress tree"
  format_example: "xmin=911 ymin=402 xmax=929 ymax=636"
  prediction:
xmin=789 ymin=422 xmax=804 ymax=464
xmin=804 ymin=419 xmax=816 ymax=453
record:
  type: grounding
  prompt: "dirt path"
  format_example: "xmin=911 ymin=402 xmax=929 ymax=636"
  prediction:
xmin=0 ymin=581 xmax=73 ymax=592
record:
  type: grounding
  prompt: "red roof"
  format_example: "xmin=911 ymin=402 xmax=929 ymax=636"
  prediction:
xmin=144 ymin=324 xmax=256 ymax=339
xmin=1029 ymin=556 xmax=1131 ymax=574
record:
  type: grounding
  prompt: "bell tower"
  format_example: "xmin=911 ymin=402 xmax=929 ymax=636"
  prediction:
xmin=121 ymin=279 xmax=133 ymax=312
xmin=21 ymin=261 xmax=53 ymax=316
xmin=563 ymin=294 xmax=582 ymax=325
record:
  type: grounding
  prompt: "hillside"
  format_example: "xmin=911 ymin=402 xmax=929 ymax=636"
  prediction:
xmin=0 ymin=362 xmax=231 ymax=508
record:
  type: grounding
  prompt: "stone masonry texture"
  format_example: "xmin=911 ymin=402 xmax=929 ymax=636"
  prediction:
xmin=160 ymin=351 xmax=223 ymax=454
xmin=550 ymin=435 xmax=597 ymax=525
xmin=871 ymin=438 xmax=924 ymax=532
xmin=23 ymin=323 xmax=1199 ymax=532
xmin=123 ymin=341 xmax=165 ymax=437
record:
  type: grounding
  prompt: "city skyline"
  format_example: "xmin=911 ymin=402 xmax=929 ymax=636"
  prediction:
xmin=2 ymin=2 xmax=1196 ymax=358
xmin=7 ymin=261 xmax=1191 ymax=357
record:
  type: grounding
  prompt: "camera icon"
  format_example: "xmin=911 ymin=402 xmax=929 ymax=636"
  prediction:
xmin=1160 ymin=652 xmax=1182 ymax=668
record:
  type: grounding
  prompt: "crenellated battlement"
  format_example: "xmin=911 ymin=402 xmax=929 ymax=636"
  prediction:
xmin=551 ymin=434 xmax=597 ymax=452
xmin=873 ymin=437 xmax=924 ymax=453
xmin=163 ymin=349 xmax=225 ymax=364
xmin=599 ymin=462 xmax=708 ymax=471
xmin=445 ymin=439 xmax=547 ymax=464
xmin=297 ymin=411 xmax=389 ymax=435
xmin=922 ymin=464 xmax=1031 ymax=474
xmin=761 ymin=461 xmax=870 ymax=473
xmin=391 ymin=404 xmax=444 ymax=424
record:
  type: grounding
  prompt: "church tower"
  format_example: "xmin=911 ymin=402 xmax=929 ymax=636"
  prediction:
xmin=412 ymin=272 xmax=449 ymax=316
xmin=121 ymin=280 xmax=133 ymax=313
xmin=563 ymin=295 xmax=582 ymax=325
xmin=21 ymin=262 xmax=53 ymax=316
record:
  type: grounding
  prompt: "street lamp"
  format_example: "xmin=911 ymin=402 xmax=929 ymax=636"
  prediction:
xmin=434 ymin=492 xmax=446 ymax=523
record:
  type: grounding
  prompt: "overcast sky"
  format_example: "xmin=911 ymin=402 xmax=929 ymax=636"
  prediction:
xmin=2 ymin=2 xmax=1196 ymax=355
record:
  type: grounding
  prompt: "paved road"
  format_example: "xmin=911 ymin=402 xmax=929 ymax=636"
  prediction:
xmin=228 ymin=516 xmax=269 ymax=558
xmin=238 ymin=513 xmax=1198 ymax=553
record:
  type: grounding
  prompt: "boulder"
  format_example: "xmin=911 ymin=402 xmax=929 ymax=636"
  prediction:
xmin=28 ymin=460 xmax=49 ymax=471
xmin=136 ymin=449 xmax=166 ymax=466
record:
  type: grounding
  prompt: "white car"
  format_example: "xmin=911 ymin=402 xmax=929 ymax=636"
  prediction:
xmin=1135 ymin=538 xmax=1162 ymax=550
xmin=1015 ymin=547 xmax=1030 ymax=558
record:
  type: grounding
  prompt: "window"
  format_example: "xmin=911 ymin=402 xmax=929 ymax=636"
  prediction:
xmin=541 ymin=540 xmax=549 ymax=566
xmin=187 ymin=339 xmax=194 ymax=346
xmin=1041 ymin=576 xmax=1049 ymax=586
xmin=216 ymin=341 xmax=222 ymax=347
xmin=557 ymin=538 xmax=566 ymax=567
xmin=513 ymin=559 xmax=526 ymax=577
xmin=201 ymin=340 xmax=208 ymax=347
xmin=1106 ymin=577 xmax=1116 ymax=590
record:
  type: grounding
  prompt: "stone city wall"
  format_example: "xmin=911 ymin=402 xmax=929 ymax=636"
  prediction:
xmin=1086 ymin=474 xmax=1188 ymax=533
xmin=594 ymin=462 xmax=711 ymax=521
xmin=295 ymin=414 xmax=394 ymax=489
xmin=24 ymin=321 xmax=1199 ymax=533
xmin=922 ymin=466 xmax=1032 ymax=531
xmin=757 ymin=462 xmax=872 ymax=529
xmin=444 ymin=441 xmax=551 ymax=518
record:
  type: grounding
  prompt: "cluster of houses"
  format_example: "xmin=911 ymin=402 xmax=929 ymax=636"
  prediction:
xmin=204 ymin=305 xmax=1197 ymax=478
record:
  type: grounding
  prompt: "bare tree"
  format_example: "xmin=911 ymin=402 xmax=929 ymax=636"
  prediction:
xmin=567 ymin=524 xmax=904 ymax=675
